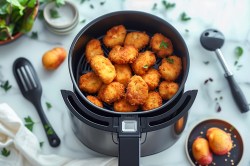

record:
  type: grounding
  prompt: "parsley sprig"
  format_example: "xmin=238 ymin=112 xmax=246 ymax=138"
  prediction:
xmin=44 ymin=124 xmax=54 ymax=135
xmin=162 ymin=0 xmax=176 ymax=10
xmin=180 ymin=12 xmax=191 ymax=21
xmin=1 ymin=148 xmax=11 ymax=157
xmin=159 ymin=41 xmax=168 ymax=49
xmin=50 ymin=9 xmax=60 ymax=19
xmin=24 ymin=116 xmax=35 ymax=132
xmin=46 ymin=102 xmax=52 ymax=110
xmin=166 ymin=57 xmax=174 ymax=64
xmin=234 ymin=46 xmax=244 ymax=69
xmin=0 ymin=80 xmax=12 ymax=92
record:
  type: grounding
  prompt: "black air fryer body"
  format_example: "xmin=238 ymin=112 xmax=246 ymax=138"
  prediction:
xmin=61 ymin=11 xmax=197 ymax=166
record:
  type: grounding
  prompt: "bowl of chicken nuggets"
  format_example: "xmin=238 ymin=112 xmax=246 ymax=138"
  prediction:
xmin=68 ymin=11 xmax=190 ymax=114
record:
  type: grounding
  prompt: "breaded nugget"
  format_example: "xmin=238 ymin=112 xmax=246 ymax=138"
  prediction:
xmin=114 ymin=64 xmax=132 ymax=86
xmin=90 ymin=55 xmax=116 ymax=84
xmin=103 ymin=25 xmax=126 ymax=48
xmin=98 ymin=82 xmax=125 ymax=104
xmin=131 ymin=51 xmax=156 ymax=75
xmin=142 ymin=91 xmax=162 ymax=111
xmin=159 ymin=55 xmax=182 ymax=81
xmin=85 ymin=39 xmax=104 ymax=62
xmin=142 ymin=68 xmax=161 ymax=90
xmin=108 ymin=45 xmax=138 ymax=64
xmin=124 ymin=31 xmax=150 ymax=50
xmin=150 ymin=33 xmax=173 ymax=58
xmin=79 ymin=72 xmax=103 ymax=94
xmin=86 ymin=95 xmax=103 ymax=108
xmin=97 ymin=84 xmax=107 ymax=100
xmin=159 ymin=81 xmax=179 ymax=100
xmin=114 ymin=98 xmax=138 ymax=112
xmin=126 ymin=76 xmax=148 ymax=105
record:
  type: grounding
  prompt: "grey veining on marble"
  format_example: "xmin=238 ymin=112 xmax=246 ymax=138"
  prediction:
xmin=1 ymin=0 xmax=250 ymax=166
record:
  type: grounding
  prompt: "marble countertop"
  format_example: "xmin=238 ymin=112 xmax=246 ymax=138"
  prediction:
xmin=1 ymin=0 xmax=250 ymax=165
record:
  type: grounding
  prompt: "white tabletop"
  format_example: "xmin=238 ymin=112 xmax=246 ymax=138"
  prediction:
xmin=1 ymin=0 xmax=250 ymax=165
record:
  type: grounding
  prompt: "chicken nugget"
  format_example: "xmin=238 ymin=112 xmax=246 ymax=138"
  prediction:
xmin=99 ymin=82 xmax=125 ymax=104
xmin=79 ymin=72 xmax=103 ymax=94
xmin=142 ymin=91 xmax=162 ymax=111
xmin=85 ymin=39 xmax=104 ymax=62
xmin=114 ymin=64 xmax=132 ymax=86
xmin=90 ymin=55 xmax=116 ymax=84
xmin=97 ymin=84 xmax=107 ymax=100
xmin=114 ymin=98 xmax=138 ymax=112
xmin=159 ymin=55 xmax=182 ymax=81
xmin=108 ymin=45 xmax=138 ymax=64
xmin=142 ymin=68 xmax=161 ymax=90
xmin=131 ymin=51 xmax=156 ymax=75
xmin=124 ymin=31 xmax=150 ymax=50
xmin=159 ymin=81 xmax=179 ymax=100
xmin=103 ymin=25 xmax=127 ymax=48
xmin=126 ymin=75 xmax=148 ymax=105
xmin=150 ymin=33 xmax=173 ymax=58
xmin=86 ymin=95 xmax=103 ymax=108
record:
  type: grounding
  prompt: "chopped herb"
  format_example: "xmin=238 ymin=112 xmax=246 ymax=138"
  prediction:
xmin=219 ymin=96 xmax=223 ymax=100
xmin=152 ymin=3 xmax=157 ymax=10
xmin=44 ymin=124 xmax=54 ymax=135
xmin=166 ymin=57 xmax=174 ymax=64
xmin=30 ymin=31 xmax=38 ymax=39
xmin=1 ymin=148 xmax=10 ymax=157
xmin=90 ymin=4 xmax=94 ymax=9
xmin=24 ymin=116 xmax=35 ymax=132
xmin=159 ymin=41 xmax=168 ymax=48
xmin=162 ymin=0 xmax=176 ymax=10
xmin=50 ymin=9 xmax=60 ymax=19
xmin=204 ymin=78 xmax=213 ymax=84
xmin=100 ymin=1 xmax=106 ymax=5
xmin=203 ymin=61 xmax=210 ymax=65
xmin=216 ymin=104 xmax=221 ymax=112
xmin=80 ymin=19 xmax=86 ymax=23
xmin=180 ymin=12 xmax=191 ymax=21
xmin=234 ymin=61 xmax=238 ymax=66
xmin=38 ymin=9 xmax=44 ymax=20
xmin=143 ymin=65 xmax=149 ymax=69
xmin=55 ymin=0 xmax=65 ymax=7
xmin=46 ymin=102 xmax=52 ymax=110
xmin=80 ymin=0 xmax=86 ymax=4
xmin=185 ymin=29 xmax=189 ymax=33
xmin=0 ymin=80 xmax=12 ymax=92
xmin=215 ymin=97 xmax=218 ymax=101
xmin=215 ymin=90 xmax=221 ymax=93
xmin=234 ymin=46 xmax=243 ymax=59
xmin=40 ymin=142 xmax=44 ymax=148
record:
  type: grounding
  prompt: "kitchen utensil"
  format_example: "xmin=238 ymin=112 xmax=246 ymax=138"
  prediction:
xmin=200 ymin=29 xmax=249 ymax=113
xmin=186 ymin=118 xmax=243 ymax=166
xmin=62 ymin=11 xmax=198 ymax=166
xmin=13 ymin=57 xmax=60 ymax=147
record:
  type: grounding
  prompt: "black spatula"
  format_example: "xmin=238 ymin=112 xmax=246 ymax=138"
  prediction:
xmin=13 ymin=57 xmax=60 ymax=147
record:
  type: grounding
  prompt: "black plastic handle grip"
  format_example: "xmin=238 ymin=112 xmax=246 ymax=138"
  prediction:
xmin=226 ymin=75 xmax=249 ymax=113
xmin=119 ymin=137 xmax=140 ymax=166
xmin=34 ymin=101 xmax=61 ymax=147
xmin=118 ymin=116 xmax=140 ymax=166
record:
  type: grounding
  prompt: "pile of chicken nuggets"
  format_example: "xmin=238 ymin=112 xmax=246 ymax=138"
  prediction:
xmin=78 ymin=25 xmax=182 ymax=112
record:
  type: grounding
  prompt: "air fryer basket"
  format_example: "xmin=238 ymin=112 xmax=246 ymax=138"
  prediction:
xmin=63 ymin=11 xmax=198 ymax=166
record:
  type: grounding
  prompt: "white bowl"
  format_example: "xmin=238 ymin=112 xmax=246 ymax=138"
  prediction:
xmin=43 ymin=1 xmax=79 ymax=30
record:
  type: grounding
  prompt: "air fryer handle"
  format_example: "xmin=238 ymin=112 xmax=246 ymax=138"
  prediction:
xmin=145 ymin=90 xmax=198 ymax=132
xmin=119 ymin=137 xmax=140 ymax=166
xmin=118 ymin=116 xmax=141 ymax=166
